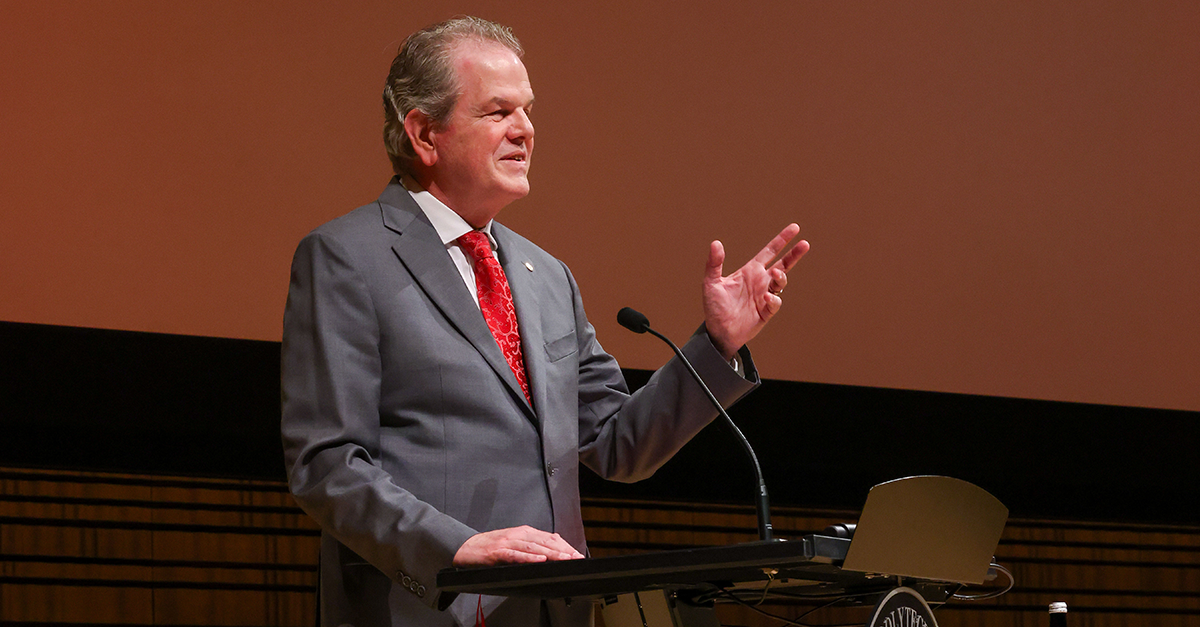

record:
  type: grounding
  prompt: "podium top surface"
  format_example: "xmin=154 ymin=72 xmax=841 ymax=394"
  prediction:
xmin=438 ymin=536 xmax=865 ymax=600
xmin=439 ymin=477 xmax=1006 ymax=601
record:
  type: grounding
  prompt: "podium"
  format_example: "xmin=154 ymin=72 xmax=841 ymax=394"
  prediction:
xmin=438 ymin=476 xmax=1009 ymax=627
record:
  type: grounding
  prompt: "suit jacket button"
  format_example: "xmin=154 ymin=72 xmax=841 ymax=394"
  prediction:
xmin=417 ymin=585 xmax=427 ymax=598
xmin=401 ymin=575 xmax=412 ymax=587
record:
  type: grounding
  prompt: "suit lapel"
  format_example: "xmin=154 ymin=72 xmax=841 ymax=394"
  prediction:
xmin=378 ymin=182 xmax=535 ymax=419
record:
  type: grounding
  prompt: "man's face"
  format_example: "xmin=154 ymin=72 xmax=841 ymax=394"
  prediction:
xmin=427 ymin=41 xmax=535 ymax=225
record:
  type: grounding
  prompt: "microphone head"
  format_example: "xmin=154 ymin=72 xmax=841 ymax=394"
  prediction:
xmin=617 ymin=307 xmax=650 ymax=334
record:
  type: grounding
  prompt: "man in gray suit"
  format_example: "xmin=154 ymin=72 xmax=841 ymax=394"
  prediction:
xmin=281 ymin=16 xmax=809 ymax=627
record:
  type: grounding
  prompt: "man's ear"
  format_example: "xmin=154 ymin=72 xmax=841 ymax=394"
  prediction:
xmin=403 ymin=109 xmax=438 ymax=167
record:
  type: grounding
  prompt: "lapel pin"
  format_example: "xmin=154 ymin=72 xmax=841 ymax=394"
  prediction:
xmin=524 ymin=261 xmax=534 ymax=272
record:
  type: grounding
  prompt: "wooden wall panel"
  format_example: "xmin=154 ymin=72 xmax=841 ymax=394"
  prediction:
xmin=3 ymin=467 xmax=1198 ymax=626
xmin=0 ymin=584 xmax=154 ymax=623
xmin=0 ymin=468 xmax=319 ymax=626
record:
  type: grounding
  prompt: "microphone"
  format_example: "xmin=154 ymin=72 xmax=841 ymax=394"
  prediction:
xmin=616 ymin=307 xmax=774 ymax=542
xmin=616 ymin=307 xmax=650 ymax=334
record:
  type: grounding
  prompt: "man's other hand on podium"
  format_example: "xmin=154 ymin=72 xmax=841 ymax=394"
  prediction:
xmin=453 ymin=525 xmax=585 ymax=566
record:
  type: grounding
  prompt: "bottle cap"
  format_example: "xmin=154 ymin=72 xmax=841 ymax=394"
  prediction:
xmin=1049 ymin=602 xmax=1068 ymax=613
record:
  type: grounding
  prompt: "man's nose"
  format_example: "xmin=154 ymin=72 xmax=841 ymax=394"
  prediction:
xmin=509 ymin=109 xmax=534 ymax=141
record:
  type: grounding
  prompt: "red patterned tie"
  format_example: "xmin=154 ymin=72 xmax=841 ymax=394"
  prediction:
xmin=458 ymin=231 xmax=531 ymax=405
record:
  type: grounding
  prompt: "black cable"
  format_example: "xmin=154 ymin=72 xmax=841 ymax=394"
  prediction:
xmin=712 ymin=587 xmax=882 ymax=627
xmin=951 ymin=562 xmax=1014 ymax=601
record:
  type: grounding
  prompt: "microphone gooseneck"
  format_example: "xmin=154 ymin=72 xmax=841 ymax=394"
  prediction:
xmin=616 ymin=307 xmax=774 ymax=542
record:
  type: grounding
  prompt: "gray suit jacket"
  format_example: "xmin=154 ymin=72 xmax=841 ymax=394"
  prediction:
xmin=281 ymin=179 xmax=759 ymax=626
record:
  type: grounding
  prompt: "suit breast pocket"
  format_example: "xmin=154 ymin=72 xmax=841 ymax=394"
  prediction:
xmin=543 ymin=331 xmax=578 ymax=363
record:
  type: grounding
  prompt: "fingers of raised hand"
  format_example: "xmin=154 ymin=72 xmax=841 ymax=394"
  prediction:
xmin=753 ymin=223 xmax=802 ymax=267
xmin=767 ymin=268 xmax=787 ymax=296
xmin=776 ymin=238 xmax=810 ymax=272
xmin=706 ymin=240 xmax=726 ymax=281
xmin=764 ymin=290 xmax=783 ymax=315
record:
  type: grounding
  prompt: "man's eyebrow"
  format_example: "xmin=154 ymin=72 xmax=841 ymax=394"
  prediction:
xmin=488 ymin=95 xmax=535 ymax=108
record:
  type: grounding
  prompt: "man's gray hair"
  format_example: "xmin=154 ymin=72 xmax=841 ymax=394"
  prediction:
xmin=383 ymin=16 xmax=523 ymax=175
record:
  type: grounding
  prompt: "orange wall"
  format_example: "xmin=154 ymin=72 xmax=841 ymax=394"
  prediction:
xmin=3 ymin=1 xmax=1198 ymax=411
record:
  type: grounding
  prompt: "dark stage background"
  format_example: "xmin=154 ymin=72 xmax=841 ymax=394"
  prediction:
xmin=4 ymin=321 xmax=1194 ymax=525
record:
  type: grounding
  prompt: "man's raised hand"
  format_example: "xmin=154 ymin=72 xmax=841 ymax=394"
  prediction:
xmin=702 ymin=223 xmax=810 ymax=360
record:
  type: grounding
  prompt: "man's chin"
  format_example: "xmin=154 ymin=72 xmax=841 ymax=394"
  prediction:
xmin=501 ymin=178 xmax=531 ymax=200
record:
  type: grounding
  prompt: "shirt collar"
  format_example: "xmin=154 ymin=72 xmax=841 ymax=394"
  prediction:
xmin=400 ymin=175 xmax=497 ymax=250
